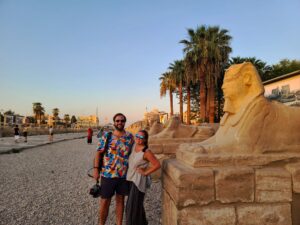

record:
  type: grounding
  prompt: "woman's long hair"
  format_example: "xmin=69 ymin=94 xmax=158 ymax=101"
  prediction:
xmin=139 ymin=130 xmax=149 ymax=150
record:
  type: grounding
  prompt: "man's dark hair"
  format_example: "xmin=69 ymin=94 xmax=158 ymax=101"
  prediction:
xmin=113 ymin=113 xmax=127 ymax=122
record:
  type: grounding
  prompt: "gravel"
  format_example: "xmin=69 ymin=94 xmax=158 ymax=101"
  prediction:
xmin=0 ymin=138 xmax=162 ymax=225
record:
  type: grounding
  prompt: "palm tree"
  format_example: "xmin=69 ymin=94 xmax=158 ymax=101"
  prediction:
xmin=228 ymin=57 xmax=272 ymax=81
xmin=183 ymin=53 xmax=198 ymax=125
xmin=159 ymin=72 xmax=176 ymax=116
xmin=169 ymin=60 xmax=185 ymax=122
xmin=52 ymin=108 xmax=59 ymax=127
xmin=181 ymin=25 xmax=232 ymax=123
xmin=64 ymin=114 xmax=70 ymax=127
xmin=205 ymin=26 xmax=232 ymax=123
xmin=32 ymin=102 xmax=45 ymax=125
xmin=180 ymin=26 xmax=210 ymax=122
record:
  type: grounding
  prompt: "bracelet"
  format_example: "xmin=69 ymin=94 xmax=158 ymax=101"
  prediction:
xmin=94 ymin=167 xmax=99 ymax=169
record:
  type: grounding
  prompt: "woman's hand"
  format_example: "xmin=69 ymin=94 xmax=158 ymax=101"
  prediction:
xmin=136 ymin=167 xmax=147 ymax=176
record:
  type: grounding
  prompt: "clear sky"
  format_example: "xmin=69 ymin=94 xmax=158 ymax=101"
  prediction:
xmin=1 ymin=0 xmax=299 ymax=125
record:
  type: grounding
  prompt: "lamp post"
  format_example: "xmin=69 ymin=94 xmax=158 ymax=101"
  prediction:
xmin=0 ymin=109 xmax=4 ymax=138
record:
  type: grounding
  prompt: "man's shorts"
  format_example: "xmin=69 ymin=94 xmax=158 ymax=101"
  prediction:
xmin=100 ymin=177 xmax=129 ymax=199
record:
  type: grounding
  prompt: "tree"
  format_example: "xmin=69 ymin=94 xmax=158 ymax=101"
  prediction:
xmin=64 ymin=114 xmax=70 ymax=127
xmin=32 ymin=103 xmax=45 ymax=125
xmin=271 ymin=59 xmax=300 ymax=78
xmin=71 ymin=115 xmax=77 ymax=125
xmin=4 ymin=110 xmax=14 ymax=115
xmin=169 ymin=60 xmax=185 ymax=122
xmin=183 ymin=53 xmax=198 ymax=125
xmin=205 ymin=26 xmax=232 ymax=123
xmin=228 ymin=57 xmax=272 ymax=81
xmin=159 ymin=72 xmax=176 ymax=116
xmin=180 ymin=26 xmax=207 ymax=122
xmin=181 ymin=25 xmax=232 ymax=123
xmin=52 ymin=108 xmax=59 ymax=127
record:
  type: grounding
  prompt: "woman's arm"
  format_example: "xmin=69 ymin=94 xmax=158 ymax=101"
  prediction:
xmin=136 ymin=150 xmax=161 ymax=176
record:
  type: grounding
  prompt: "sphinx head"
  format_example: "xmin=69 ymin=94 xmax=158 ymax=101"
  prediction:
xmin=222 ymin=62 xmax=265 ymax=114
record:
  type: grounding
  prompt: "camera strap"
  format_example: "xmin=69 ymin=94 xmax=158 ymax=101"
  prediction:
xmin=87 ymin=131 xmax=112 ymax=179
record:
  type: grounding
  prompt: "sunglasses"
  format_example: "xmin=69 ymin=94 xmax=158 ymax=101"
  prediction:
xmin=115 ymin=120 xmax=126 ymax=123
xmin=135 ymin=134 xmax=144 ymax=139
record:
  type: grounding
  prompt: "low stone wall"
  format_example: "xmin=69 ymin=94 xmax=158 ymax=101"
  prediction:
xmin=0 ymin=127 xmax=87 ymax=137
xmin=162 ymin=158 xmax=300 ymax=225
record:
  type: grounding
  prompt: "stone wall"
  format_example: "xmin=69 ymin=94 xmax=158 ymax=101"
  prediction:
xmin=162 ymin=158 xmax=300 ymax=225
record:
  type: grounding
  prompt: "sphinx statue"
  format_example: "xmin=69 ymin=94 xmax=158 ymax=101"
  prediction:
xmin=150 ymin=116 xmax=215 ymax=139
xmin=185 ymin=62 xmax=300 ymax=154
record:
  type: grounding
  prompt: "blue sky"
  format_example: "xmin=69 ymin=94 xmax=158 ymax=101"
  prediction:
xmin=0 ymin=0 xmax=299 ymax=125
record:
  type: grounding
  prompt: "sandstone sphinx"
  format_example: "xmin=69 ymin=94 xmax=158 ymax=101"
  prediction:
xmin=180 ymin=62 xmax=300 ymax=155
xmin=149 ymin=116 xmax=215 ymax=155
xmin=162 ymin=63 xmax=300 ymax=225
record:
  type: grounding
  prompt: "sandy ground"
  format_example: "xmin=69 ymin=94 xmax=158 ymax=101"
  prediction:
xmin=0 ymin=138 xmax=161 ymax=225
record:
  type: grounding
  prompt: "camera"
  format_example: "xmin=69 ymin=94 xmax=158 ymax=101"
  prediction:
xmin=89 ymin=183 xmax=101 ymax=198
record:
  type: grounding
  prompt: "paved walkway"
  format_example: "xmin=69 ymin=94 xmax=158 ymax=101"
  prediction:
xmin=0 ymin=133 xmax=87 ymax=154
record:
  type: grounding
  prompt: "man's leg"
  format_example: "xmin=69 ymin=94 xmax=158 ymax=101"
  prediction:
xmin=115 ymin=194 xmax=125 ymax=225
xmin=99 ymin=198 xmax=111 ymax=225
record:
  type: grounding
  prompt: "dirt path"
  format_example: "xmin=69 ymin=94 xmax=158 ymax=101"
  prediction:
xmin=0 ymin=138 xmax=161 ymax=225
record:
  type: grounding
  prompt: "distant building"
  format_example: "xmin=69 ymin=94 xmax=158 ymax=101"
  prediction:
xmin=263 ymin=70 xmax=300 ymax=107
xmin=143 ymin=108 xmax=168 ymax=126
xmin=3 ymin=114 xmax=24 ymax=126
xmin=47 ymin=114 xmax=55 ymax=126
xmin=76 ymin=115 xmax=99 ymax=128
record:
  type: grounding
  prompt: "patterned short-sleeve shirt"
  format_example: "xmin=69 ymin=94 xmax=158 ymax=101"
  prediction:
xmin=97 ymin=131 xmax=134 ymax=178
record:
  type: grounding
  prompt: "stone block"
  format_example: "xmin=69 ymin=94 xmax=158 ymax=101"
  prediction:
xmin=162 ymin=190 xmax=178 ymax=225
xmin=255 ymin=168 xmax=292 ymax=202
xmin=163 ymin=159 xmax=214 ymax=188
xmin=162 ymin=159 xmax=214 ymax=207
xmin=237 ymin=203 xmax=292 ymax=225
xmin=163 ymin=173 xmax=214 ymax=207
xmin=163 ymin=143 xmax=179 ymax=154
xmin=285 ymin=163 xmax=300 ymax=193
xmin=149 ymin=144 xmax=163 ymax=154
xmin=179 ymin=205 xmax=236 ymax=225
xmin=215 ymin=167 xmax=254 ymax=203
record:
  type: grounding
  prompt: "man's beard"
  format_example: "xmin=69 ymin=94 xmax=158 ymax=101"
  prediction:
xmin=114 ymin=124 xmax=125 ymax=132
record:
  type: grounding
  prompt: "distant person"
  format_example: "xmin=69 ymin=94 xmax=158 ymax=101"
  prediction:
xmin=23 ymin=126 xmax=28 ymax=143
xmin=14 ymin=125 xmax=20 ymax=143
xmin=126 ymin=130 xmax=161 ymax=225
xmin=49 ymin=126 xmax=54 ymax=142
xmin=87 ymin=127 xmax=93 ymax=144
xmin=93 ymin=113 xmax=134 ymax=225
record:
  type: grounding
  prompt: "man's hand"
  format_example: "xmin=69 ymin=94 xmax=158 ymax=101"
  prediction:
xmin=93 ymin=168 xmax=100 ymax=181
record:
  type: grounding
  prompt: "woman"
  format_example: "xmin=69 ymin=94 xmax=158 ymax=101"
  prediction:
xmin=126 ymin=130 xmax=161 ymax=225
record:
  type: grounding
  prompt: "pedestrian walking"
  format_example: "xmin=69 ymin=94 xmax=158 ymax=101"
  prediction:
xmin=49 ymin=126 xmax=54 ymax=142
xmin=87 ymin=127 xmax=93 ymax=144
xmin=126 ymin=130 xmax=161 ymax=225
xmin=14 ymin=125 xmax=20 ymax=143
xmin=93 ymin=113 xmax=134 ymax=225
xmin=23 ymin=126 xmax=28 ymax=142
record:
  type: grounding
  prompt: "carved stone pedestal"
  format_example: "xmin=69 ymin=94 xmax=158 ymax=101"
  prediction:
xmin=162 ymin=153 xmax=300 ymax=225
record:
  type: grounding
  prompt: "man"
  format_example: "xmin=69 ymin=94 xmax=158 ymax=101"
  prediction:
xmin=93 ymin=113 xmax=134 ymax=225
